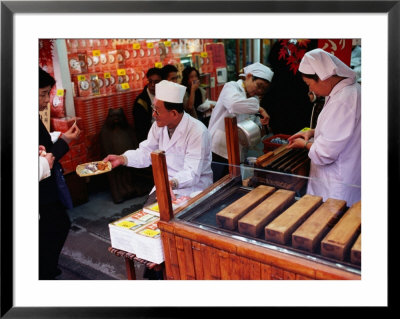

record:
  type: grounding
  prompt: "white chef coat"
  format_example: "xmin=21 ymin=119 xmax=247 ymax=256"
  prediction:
xmin=208 ymin=79 xmax=260 ymax=159
xmin=123 ymin=112 xmax=213 ymax=197
xmin=307 ymin=77 xmax=361 ymax=206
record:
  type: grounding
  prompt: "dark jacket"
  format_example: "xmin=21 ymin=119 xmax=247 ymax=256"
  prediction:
xmin=39 ymin=118 xmax=69 ymax=205
xmin=132 ymin=86 xmax=153 ymax=143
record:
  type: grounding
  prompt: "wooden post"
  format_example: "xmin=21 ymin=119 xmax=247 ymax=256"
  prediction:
xmin=124 ymin=258 xmax=136 ymax=280
xmin=224 ymin=116 xmax=241 ymax=177
xmin=151 ymin=150 xmax=173 ymax=222
xmin=242 ymin=39 xmax=247 ymax=68
xmin=235 ymin=39 xmax=240 ymax=75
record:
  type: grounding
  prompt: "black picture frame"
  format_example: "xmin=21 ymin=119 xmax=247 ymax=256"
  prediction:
xmin=1 ymin=1 xmax=396 ymax=317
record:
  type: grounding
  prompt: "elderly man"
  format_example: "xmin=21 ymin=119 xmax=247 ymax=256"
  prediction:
xmin=208 ymin=62 xmax=274 ymax=182
xmin=103 ymin=80 xmax=213 ymax=205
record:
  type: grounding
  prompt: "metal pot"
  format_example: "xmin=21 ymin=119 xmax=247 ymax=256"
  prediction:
xmin=237 ymin=119 xmax=261 ymax=148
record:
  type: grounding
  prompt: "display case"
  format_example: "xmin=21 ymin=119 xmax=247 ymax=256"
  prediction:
xmin=151 ymin=117 xmax=361 ymax=280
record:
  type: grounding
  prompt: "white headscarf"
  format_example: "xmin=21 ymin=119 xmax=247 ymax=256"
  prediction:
xmin=240 ymin=62 xmax=274 ymax=82
xmin=299 ymin=48 xmax=356 ymax=81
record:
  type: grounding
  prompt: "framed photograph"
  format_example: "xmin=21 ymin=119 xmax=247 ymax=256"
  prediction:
xmin=1 ymin=0 xmax=396 ymax=317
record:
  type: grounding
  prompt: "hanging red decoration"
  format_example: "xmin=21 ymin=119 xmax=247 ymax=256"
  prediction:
xmin=39 ymin=39 xmax=55 ymax=68
xmin=278 ymin=39 xmax=311 ymax=74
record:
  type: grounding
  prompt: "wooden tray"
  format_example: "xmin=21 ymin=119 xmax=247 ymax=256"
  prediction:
xmin=76 ymin=161 xmax=112 ymax=177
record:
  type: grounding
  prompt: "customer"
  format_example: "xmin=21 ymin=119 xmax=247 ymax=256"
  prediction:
xmin=181 ymin=66 xmax=209 ymax=125
xmin=161 ymin=64 xmax=179 ymax=82
xmin=103 ymin=80 xmax=213 ymax=205
xmin=133 ymin=67 xmax=163 ymax=143
xmin=287 ymin=48 xmax=361 ymax=206
xmin=39 ymin=67 xmax=81 ymax=279
xmin=208 ymin=62 xmax=273 ymax=182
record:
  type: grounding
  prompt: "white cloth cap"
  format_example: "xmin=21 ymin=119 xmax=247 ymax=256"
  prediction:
xmin=240 ymin=62 xmax=274 ymax=82
xmin=155 ymin=80 xmax=186 ymax=103
xmin=299 ymin=48 xmax=356 ymax=81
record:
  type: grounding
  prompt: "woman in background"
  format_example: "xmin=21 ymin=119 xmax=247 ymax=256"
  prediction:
xmin=181 ymin=66 xmax=209 ymax=126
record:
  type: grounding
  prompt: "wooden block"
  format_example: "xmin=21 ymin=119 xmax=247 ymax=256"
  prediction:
xmin=292 ymin=198 xmax=347 ymax=253
xmin=351 ymin=234 xmax=361 ymax=265
xmin=265 ymin=194 xmax=323 ymax=244
xmin=216 ymin=185 xmax=275 ymax=230
xmin=321 ymin=201 xmax=361 ymax=261
xmin=238 ymin=189 xmax=295 ymax=237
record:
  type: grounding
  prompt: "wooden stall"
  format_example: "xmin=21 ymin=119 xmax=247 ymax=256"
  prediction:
xmin=152 ymin=117 xmax=361 ymax=280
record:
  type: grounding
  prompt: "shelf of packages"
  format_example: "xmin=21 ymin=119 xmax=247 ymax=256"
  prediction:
xmin=73 ymin=89 xmax=141 ymax=163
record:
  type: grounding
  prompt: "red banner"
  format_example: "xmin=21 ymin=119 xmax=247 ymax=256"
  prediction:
xmin=318 ymin=39 xmax=353 ymax=67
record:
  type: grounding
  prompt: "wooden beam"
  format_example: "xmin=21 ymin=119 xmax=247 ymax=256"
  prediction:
xmin=236 ymin=39 xmax=240 ymax=74
xmin=224 ymin=116 xmax=241 ymax=177
xmin=151 ymin=150 xmax=173 ymax=222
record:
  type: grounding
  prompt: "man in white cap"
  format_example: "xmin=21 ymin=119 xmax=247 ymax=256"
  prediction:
xmin=208 ymin=62 xmax=274 ymax=182
xmin=103 ymin=80 xmax=213 ymax=205
xmin=287 ymin=48 xmax=361 ymax=206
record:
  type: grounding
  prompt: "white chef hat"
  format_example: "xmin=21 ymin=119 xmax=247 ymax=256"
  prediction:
xmin=299 ymin=48 xmax=356 ymax=81
xmin=155 ymin=80 xmax=186 ymax=103
xmin=239 ymin=62 xmax=274 ymax=82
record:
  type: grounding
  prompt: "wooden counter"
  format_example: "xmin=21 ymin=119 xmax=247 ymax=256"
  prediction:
xmin=150 ymin=117 xmax=361 ymax=280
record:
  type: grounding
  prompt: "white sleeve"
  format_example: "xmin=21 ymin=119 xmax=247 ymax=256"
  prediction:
xmin=39 ymin=156 xmax=51 ymax=181
xmin=221 ymin=83 xmax=260 ymax=115
xmin=123 ymin=123 xmax=159 ymax=168
xmin=50 ymin=131 xmax=61 ymax=143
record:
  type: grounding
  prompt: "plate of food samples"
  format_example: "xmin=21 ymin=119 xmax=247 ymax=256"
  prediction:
xmin=76 ymin=161 xmax=112 ymax=177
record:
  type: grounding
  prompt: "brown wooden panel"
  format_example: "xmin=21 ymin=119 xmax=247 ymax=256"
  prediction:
xmin=260 ymin=263 xmax=272 ymax=280
xmin=160 ymin=232 xmax=174 ymax=280
xmin=165 ymin=231 xmax=181 ymax=280
xmin=321 ymin=201 xmax=361 ymax=261
xmin=265 ymin=194 xmax=323 ymax=244
xmin=240 ymin=256 xmax=251 ymax=280
xmin=218 ymin=250 xmax=231 ymax=280
xmin=271 ymin=266 xmax=284 ymax=280
xmin=238 ymin=189 xmax=295 ymax=237
xmin=175 ymin=236 xmax=188 ymax=279
xmin=216 ymin=185 xmax=275 ymax=230
xmin=210 ymin=246 xmax=222 ymax=280
xmin=201 ymin=243 xmax=213 ymax=280
xmin=249 ymin=259 xmax=261 ymax=280
xmin=292 ymin=198 xmax=346 ymax=252
xmin=183 ymin=238 xmax=196 ymax=279
xmin=173 ymin=221 xmax=239 ymax=254
xmin=283 ymin=270 xmax=296 ymax=280
xmin=192 ymin=241 xmax=204 ymax=279
xmin=162 ymin=218 xmax=360 ymax=280
xmin=295 ymin=273 xmax=313 ymax=280
xmin=229 ymin=253 xmax=242 ymax=280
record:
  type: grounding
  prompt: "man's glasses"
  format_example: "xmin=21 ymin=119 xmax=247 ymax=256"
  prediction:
xmin=151 ymin=104 xmax=160 ymax=116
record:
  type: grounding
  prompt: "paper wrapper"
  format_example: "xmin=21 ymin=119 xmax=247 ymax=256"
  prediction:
xmin=76 ymin=161 xmax=112 ymax=177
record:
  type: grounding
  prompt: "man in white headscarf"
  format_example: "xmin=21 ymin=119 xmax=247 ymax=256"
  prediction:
xmin=208 ymin=62 xmax=274 ymax=182
xmin=103 ymin=80 xmax=213 ymax=204
xmin=287 ymin=48 xmax=361 ymax=206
